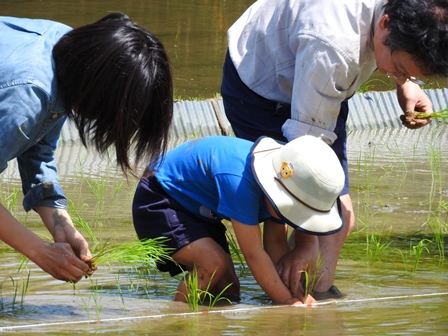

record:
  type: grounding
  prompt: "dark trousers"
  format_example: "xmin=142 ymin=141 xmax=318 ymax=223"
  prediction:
xmin=221 ymin=50 xmax=349 ymax=195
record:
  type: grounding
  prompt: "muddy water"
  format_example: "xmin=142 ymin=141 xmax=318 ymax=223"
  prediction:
xmin=1 ymin=127 xmax=447 ymax=334
xmin=1 ymin=0 xmax=448 ymax=334
xmin=2 ymin=0 xmax=258 ymax=100
xmin=2 ymin=0 xmax=419 ymax=100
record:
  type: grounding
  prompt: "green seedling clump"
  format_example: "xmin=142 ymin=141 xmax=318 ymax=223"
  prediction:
xmin=414 ymin=107 xmax=448 ymax=121
xmin=90 ymin=237 xmax=172 ymax=268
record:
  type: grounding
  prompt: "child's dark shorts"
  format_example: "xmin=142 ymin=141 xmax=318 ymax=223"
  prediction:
xmin=132 ymin=176 xmax=230 ymax=276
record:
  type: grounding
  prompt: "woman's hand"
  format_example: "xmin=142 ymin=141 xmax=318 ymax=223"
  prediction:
xmin=36 ymin=206 xmax=97 ymax=278
xmin=0 ymin=204 xmax=93 ymax=282
xmin=31 ymin=241 xmax=91 ymax=282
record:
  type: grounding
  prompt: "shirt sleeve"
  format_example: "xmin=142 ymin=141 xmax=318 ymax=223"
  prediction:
xmin=0 ymin=84 xmax=67 ymax=212
xmin=19 ymin=117 xmax=67 ymax=212
xmin=282 ymin=33 xmax=357 ymax=144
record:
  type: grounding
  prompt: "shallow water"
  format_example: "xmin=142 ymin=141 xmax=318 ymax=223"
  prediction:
xmin=2 ymin=0 xmax=257 ymax=100
xmin=1 ymin=127 xmax=447 ymax=334
xmin=1 ymin=0 xmax=448 ymax=334
xmin=2 ymin=0 xmax=430 ymax=100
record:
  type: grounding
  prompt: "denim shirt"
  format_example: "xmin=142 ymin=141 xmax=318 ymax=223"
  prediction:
xmin=0 ymin=16 xmax=72 ymax=211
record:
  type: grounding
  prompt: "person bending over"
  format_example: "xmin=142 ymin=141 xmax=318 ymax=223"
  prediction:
xmin=0 ymin=13 xmax=173 ymax=282
xmin=133 ymin=135 xmax=344 ymax=305
xmin=221 ymin=0 xmax=448 ymax=299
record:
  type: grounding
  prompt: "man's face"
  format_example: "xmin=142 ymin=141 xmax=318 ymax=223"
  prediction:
xmin=373 ymin=15 xmax=427 ymax=85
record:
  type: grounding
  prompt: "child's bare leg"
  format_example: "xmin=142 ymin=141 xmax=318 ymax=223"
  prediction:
xmin=211 ymin=255 xmax=240 ymax=302
xmin=171 ymin=237 xmax=236 ymax=302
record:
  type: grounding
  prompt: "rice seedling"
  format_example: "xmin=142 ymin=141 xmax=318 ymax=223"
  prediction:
xmin=226 ymin=231 xmax=247 ymax=276
xmin=357 ymin=78 xmax=390 ymax=94
xmin=111 ymin=272 xmax=126 ymax=309
xmin=429 ymin=201 xmax=447 ymax=259
xmin=90 ymin=237 xmax=172 ymax=268
xmin=365 ymin=233 xmax=393 ymax=266
xmin=74 ymin=278 xmax=103 ymax=320
xmin=175 ymin=266 xmax=232 ymax=311
xmin=67 ymin=200 xmax=98 ymax=243
xmin=89 ymin=278 xmax=103 ymax=320
xmin=2 ymin=268 xmax=30 ymax=309
xmin=398 ymin=238 xmax=432 ymax=274
xmin=185 ymin=125 xmax=204 ymax=140
xmin=429 ymin=144 xmax=443 ymax=198
xmin=7 ymin=276 xmax=19 ymax=309
xmin=0 ymin=257 xmax=31 ymax=310
xmin=385 ymin=141 xmax=408 ymax=174
xmin=354 ymin=151 xmax=378 ymax=232
xmin=0 ymin=187 xmax=20 ymax=215
xmin=301 ymin=252 xmax=323 ymax=299
xmin=84 ymin=176 xmax=108 ymax=216
xmin=414 ymin=107 xmax=448 ymax=121
xmin=410 ymin=238 xmax=432 ymax=273
xmin=421 ymin=144 xmax=446 ymax=260
xmin=18 ymin=267 xmax=30 ymax=306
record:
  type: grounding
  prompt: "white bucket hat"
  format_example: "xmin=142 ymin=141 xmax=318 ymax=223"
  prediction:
xmin=251 ymin=135 xmax=345 ymax=235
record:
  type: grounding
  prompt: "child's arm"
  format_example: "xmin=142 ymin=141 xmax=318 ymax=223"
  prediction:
xmin=263 ymin=219 xmax=290 ymax=265
xmin=231 ymin=218 xmax=301 ymax=304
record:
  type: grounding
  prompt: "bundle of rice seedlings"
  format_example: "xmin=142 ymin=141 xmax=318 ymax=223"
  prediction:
xmin=89 ymin=237 xmax=172 ymax=268
xmin=414 ymin=107 xmax=448 ymax=121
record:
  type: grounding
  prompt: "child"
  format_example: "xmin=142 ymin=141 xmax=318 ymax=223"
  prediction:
xmin=132 ymin=135 xmax=344 ymax=304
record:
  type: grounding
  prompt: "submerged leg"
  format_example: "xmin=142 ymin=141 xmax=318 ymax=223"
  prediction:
xmin=171 ymin=237 xmax=239 ymax=303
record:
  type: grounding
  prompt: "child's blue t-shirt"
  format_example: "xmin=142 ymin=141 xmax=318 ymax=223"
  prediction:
xmin=155 ymin=136 xmax=270 ymax=225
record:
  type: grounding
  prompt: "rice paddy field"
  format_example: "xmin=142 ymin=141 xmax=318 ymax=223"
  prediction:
xmin=0 ymin=125 xmax=447 ymax=335
xmin=1 ymin=0 xmax=448 ymax=334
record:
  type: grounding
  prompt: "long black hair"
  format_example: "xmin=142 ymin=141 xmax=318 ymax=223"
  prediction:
xmin=53 ymin=12 xmax=173 ymax=174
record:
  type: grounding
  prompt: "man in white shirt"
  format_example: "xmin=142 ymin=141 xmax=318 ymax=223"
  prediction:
xmin=221 ymin=0 xmax=448 ymax=299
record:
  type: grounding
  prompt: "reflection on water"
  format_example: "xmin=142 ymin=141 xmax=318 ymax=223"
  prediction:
xmin=2 ymin=0 xmax=257 ymax=99
xmin=1 ymin=128 xmax=447 ymax=334
xmin=6 ymin=0 xmax=442 ymax=100
xmin=1 ymin=0 xmax=448 ymax=333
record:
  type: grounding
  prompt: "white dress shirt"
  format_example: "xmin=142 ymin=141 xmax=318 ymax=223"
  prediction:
xmin=228 ymin=0 xmax=385 ymax=144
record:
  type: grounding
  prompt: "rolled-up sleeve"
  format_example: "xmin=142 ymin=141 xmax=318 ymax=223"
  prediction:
xmin=282 ymin=33 xmax=356 ymax=144
xmin=18 ymin=115 xmax=67 ymax=212
xmin=0 ymin=83 xmax=67 ymax=212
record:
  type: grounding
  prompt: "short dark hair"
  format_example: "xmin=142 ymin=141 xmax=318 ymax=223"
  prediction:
xmin=384 ymin=0 xmax=448 ymax=77
xmin=53 ymin=12 xmax=173 ymax=174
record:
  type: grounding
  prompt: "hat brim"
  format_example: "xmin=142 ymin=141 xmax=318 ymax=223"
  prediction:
xmin=251 ymin=137 xmax=343 ymax=235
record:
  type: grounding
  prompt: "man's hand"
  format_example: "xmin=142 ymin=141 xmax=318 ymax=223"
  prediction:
xmin=397 ymin=81 xmax=432 ymax=129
